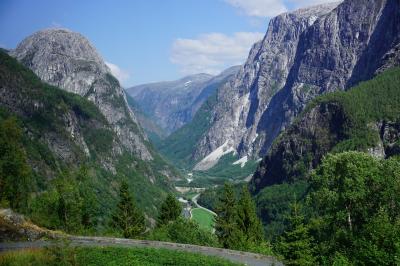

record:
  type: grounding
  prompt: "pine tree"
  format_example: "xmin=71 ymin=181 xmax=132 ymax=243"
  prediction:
xmin=76 ymin=166 xmax=99 ymax=229
xmin=0 ymin=117 xmax=32 ymax=210
xmin=215 ymin=183 xmax=245 ymax=249
xmin=111 ymin=181 xmax=145 ymax=238
xmin=157 ymin=194 xmax=182 ymax=226
xmin=55 ymin=174 xmax=83 ymax=233
xmin=236 ymin=185 xmax=264 ymax=245
xmin=277 ymin=202 xmax=315 ymax=266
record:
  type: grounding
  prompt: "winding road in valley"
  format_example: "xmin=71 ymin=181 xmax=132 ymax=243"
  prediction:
xmin=192 ymin=193 xmax=217 ymax=216
xmin=0 ymin=236 xmax=283 ymax=266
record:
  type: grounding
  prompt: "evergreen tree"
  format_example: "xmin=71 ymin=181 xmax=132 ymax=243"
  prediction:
xmin=0 ymin=117 xmax=32 ymax=210
xmin=236 ymin=185 xmax=264 ymax=245
xmin=111 ymin=181 xmax=145 ymax=238
xmin=54 ymin=173 xmax=83 ymax=233
xmin=215 ymin=183 xmax=244 ymax=249
xmin=76 ymin=166 xmax=99 ymax=229
xmin=157 ymin=194 xmax=182 ymax=226
xmin=277 ymin=202 xmax=315 ymax=266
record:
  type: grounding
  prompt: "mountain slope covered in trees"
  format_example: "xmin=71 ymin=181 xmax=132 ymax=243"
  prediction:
xmin=0 ymin=50 xmax=174 ymax=232
xmin=250 ymin=67 xmax=400 ymax=253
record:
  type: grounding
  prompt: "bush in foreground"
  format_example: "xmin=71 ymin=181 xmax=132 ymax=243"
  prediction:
xmin=147 ymin=217 xmax=219 ymax=247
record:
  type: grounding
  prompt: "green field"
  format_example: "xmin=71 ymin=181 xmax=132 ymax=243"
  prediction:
xmin=0 ymin=246 xmax=240 ymax=266
xmin=192 ymin=208 xmax=215 ymax=231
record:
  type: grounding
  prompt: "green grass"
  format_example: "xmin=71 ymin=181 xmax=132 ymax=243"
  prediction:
xmin=0 ymin=246 xmax=241 ymax=266
xmin=192 ymin=208 xmax=215 ymax=232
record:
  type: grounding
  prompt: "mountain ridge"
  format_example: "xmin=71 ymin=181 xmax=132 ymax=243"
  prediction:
xmin=10 ymin=28 xmax=153 ymax=161
xmin=127 ymin=66 xmax=240 ymax=135
xmin=185 ymin=0 xmax=400 ymax=170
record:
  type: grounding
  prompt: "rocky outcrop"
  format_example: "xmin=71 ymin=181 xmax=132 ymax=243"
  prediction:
xmin=251 ymin=68 xmax=400 ymax=193
xmin=251 ymin=106 xmax=400 ymax=193
xmin=251 ymin=101 xmax=348 ymax=191
xmin=0 ymin=209 xmax=61 ymax=241
xmin=127 ymin=66 xmax=240 ymax=134
xmin=11 ymin=29 xmax=152 ymax=161
xmin=193 ymin=0 xmax=400 ymax=168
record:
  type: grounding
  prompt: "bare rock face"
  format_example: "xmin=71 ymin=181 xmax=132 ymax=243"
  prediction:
xmin=262 ymin=0 xmax=400 ymax=154
xmin=193 ymin=0 xmax=400 ymax=167
xmin=0 ymin=209 xmax=60 ymax=241
xmin=11 ymin=29 xmax=152 ymax=160
xmin=193 ymin=2 xmax=340 ymax=162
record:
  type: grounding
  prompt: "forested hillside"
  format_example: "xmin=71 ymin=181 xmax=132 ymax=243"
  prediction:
xmin=0 ymin=50 xmax=173 ymax=233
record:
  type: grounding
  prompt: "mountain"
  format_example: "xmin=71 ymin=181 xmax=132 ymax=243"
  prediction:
xmin=4 ymin=29 xmax=180 ymax=221
xmin=126 ymin=93 xmax=167 ymax=146
xmin=251 ymin=67 xmax=400 ymax=193
xmin=185 ymin=0 xmax=400 ymax=170
xmin=126 ymin=66 xmax=240 ymax=135
xmin=11 ymin=28 xmax=151 ymax=161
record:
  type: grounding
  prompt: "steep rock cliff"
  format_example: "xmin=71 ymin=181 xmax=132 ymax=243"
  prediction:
xmin=251 ymin=67 xmax=400 ymax=193
xmin=11 ymin=28 xmax=152 ymax=161
xmin=193 ymin=0 xmax=400 ymax=169
xmin=193 ymin=3 xmax=340 ymax=166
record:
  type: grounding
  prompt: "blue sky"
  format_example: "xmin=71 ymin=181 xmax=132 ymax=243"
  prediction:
xmin=0 ymin=0 xmax=335 ymax=87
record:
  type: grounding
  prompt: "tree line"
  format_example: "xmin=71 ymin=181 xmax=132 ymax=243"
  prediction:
xmin=2 ymin=112 xmax=399 ymax=265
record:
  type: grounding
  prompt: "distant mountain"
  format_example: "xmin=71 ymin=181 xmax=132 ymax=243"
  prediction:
xmin=5 ymin=29 xmax=180 ymax=220
xmin=168 ymin=0 xmax=400 ymax=171
xmin=126 ymin=93 xmax=167 ymax=146
xmin=126 ymin=66 xmax=240 ymax=135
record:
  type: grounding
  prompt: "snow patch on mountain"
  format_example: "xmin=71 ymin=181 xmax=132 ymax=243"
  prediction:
xmin=233 ymin=156 xmax=248 ymax=168
xmin=194 ymin=140 xmax=235 ymax=171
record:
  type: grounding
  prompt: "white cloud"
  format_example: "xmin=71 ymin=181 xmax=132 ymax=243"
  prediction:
xmin=224 ymin=0 xmax=339 ymax=17
xmin=171 ymin=32 xmax=264 ymax=75
xmin=105 ymin=61 xmax=130 ymax=85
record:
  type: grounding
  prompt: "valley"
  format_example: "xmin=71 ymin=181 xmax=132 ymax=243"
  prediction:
xmin=1 ymin=0 xmax=400 ymax=265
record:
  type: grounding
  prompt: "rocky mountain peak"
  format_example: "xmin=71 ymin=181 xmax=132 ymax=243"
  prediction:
xmin=11 ymin=28 xmax=153 ymax=161
xmin=11 ymin=28 xmax=109 ymax=95
xmin=288 ymin=2 xmax=341 ymax=18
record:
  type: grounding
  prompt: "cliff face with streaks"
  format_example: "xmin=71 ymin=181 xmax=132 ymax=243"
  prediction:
xmin=251 ymin=67 xmax=400 ymax=192
xmin=191 ymin=0 xmax=400 ymax=169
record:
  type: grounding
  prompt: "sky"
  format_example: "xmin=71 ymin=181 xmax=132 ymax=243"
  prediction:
xmin=0 ymin=0 xmax=337 ymax=87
